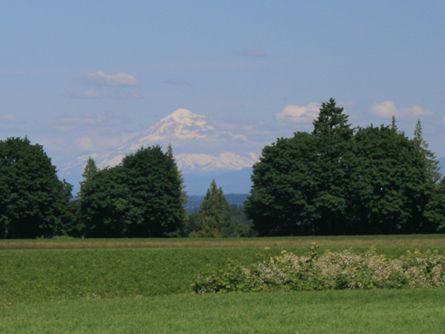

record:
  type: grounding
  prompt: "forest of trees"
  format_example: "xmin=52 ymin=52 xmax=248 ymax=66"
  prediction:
xmin=0 ymin=99 xmax=444 ymax=238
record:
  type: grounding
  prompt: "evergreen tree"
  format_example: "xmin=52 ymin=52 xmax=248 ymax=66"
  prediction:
xmin=413 ymin=120 xmax=441 ymax=184
xmin=312 ymin=98 xmax=353 ymax=139
xmin=391 ymin=115 xmax=398 ymax=132
xmin=82 ymin=157 xmax=98 ymax=184
xmin=0 ymin=137 xmax=71 ymax=238
xmin=194 ymin=180 xmax=237 ymax=237
xmin=311 ymin=98 xmax=353 ymax=234
xmin=437 ymin=178 xmax=445 ymax=231
xmin=77 ymin=157 xmax=99 ymax=236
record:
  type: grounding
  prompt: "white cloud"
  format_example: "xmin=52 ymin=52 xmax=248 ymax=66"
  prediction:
xmin=0 ymin=114 xmax=16 ymax=121
xmin=370 ymin=101 xmax=398 ymax=118
xmin=73 ymin=89 xmax=102 ymax=99
xmin=371 ymin=101 xmax=432 ymax=118
xmin=402 ymin=105 xmax=432 ymax=117
xmin=84 ymin=70 xmax=138 ymax=87
xmin=276 ymin=103 xmax=320 ymax=123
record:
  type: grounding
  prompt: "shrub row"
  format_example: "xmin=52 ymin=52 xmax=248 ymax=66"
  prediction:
xmin=193 ymin=245 xmax=445 ymax=293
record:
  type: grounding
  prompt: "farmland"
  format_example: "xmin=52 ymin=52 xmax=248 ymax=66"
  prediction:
xmin=1 ymin=235 xmax=445 ymax=333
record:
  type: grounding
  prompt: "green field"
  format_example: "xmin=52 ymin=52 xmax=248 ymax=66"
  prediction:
xmin=2 ymin=289 xmax=445 ymax=333
xmin=1 ymin=235 xmax=445 ymax=333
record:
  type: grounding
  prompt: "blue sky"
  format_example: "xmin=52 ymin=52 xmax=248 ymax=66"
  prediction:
xmin=1 ymin=0 xmax=444 ymax=176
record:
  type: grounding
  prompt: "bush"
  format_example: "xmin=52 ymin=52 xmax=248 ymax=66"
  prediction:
xmin=192 ymin=245 xmax=445 ymax=293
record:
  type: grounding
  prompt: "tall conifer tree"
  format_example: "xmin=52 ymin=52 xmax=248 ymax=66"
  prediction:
xmin=413 ymin=120 xmax=441 ymax=184
xmin=195 ymin=180 xmax=237 ymax=237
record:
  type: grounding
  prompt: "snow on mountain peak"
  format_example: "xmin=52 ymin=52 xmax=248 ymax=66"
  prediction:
xmin=166 ymin=108 xmax=201 ymax=123
xmin=175 ymin=152 xmax=258 ymax=172
xmin=135 ymin=108 xmax=215 ymax=145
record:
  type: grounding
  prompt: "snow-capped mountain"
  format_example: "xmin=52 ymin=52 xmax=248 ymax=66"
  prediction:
xmin=68 ymin=108 xmax=259 ymax=173
xmin=127 ymin=108 xmax=217 ymax=151
xmin=176 ymin=152 xmax=257 ymax=172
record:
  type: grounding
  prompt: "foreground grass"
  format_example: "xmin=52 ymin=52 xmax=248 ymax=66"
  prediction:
xmin=1 ymin=289 xmax=445 ymax=333
xmin=0 ymin=248 xmax=272 ymax=303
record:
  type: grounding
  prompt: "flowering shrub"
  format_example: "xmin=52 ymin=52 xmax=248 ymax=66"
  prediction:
xmin=192 ymin=245 xmax=445 ymax=293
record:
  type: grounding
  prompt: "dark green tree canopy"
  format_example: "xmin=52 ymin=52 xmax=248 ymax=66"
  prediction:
xmin=0 ymin=137 xmax=71 ymax=238
xmin=349 ymin=125 xmax=431 ymax=233
xmin=312 ymin=98 xmax=353 ymax=140
xmin=80 ymin=166 xmax=129 ymax=237
xmin=123 ymin=146 xmax=185 ymax=236
xmin=246 ymin=133 xmax=318 ymax=235
xmin=80 ymin=145 xmax=185 ymax=237
xmin=246 ymin=100 xmax=440 ymax=236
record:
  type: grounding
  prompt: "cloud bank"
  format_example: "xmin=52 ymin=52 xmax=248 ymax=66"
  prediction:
xmin=276 ymin=103 xmax=319 ymax=123
xmin=370 ymin=100 xmax=432 ymax=118
xmin=84 ymin=70 xmax=138 ymax=87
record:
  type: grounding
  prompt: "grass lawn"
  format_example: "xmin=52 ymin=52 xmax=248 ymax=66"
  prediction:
xmin=1 ymin=289 xmax=445 ymax=333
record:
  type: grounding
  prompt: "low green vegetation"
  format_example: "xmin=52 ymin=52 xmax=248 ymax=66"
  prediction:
xmin=1 ymin=289 xmax=445 ymax=333
xmin=194 ymin=246 xmax=445 ymax=293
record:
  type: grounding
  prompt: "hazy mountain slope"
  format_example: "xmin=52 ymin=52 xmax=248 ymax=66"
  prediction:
xmin=183 ymin=168 xmax=252 ymax=195
xmin=185 ymin=193 xmax=249 ymax=212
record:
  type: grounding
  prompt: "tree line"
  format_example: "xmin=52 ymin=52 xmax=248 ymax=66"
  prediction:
xmin=0 ymin=98 xmax=444 ymax=238
xmin=0 ymin=140 xmax=247 ymax=238
xmin=246 ymin=99 xmax=445 ymax=235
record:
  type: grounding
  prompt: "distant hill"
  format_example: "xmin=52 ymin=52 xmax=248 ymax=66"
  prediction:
xmin=183 ymin=168 xmax=252 ymax=195
xmin=185 ymin=193 xmax=249 ymax=212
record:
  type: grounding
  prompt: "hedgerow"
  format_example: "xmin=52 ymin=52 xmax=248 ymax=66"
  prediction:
xmin=193 ymin=244 xmax=445 ymax=293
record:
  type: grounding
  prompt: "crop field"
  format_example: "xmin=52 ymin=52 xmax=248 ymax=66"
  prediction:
xmin=1 ymin=235 xmax=445 ymax=333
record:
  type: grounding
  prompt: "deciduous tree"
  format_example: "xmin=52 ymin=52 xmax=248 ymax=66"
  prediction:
xmin=0 ymin=137 xmax=71 ymax=238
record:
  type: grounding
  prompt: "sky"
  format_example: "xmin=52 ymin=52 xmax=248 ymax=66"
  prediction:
xmin=1 ymin=0 xmax=444 ymax=179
